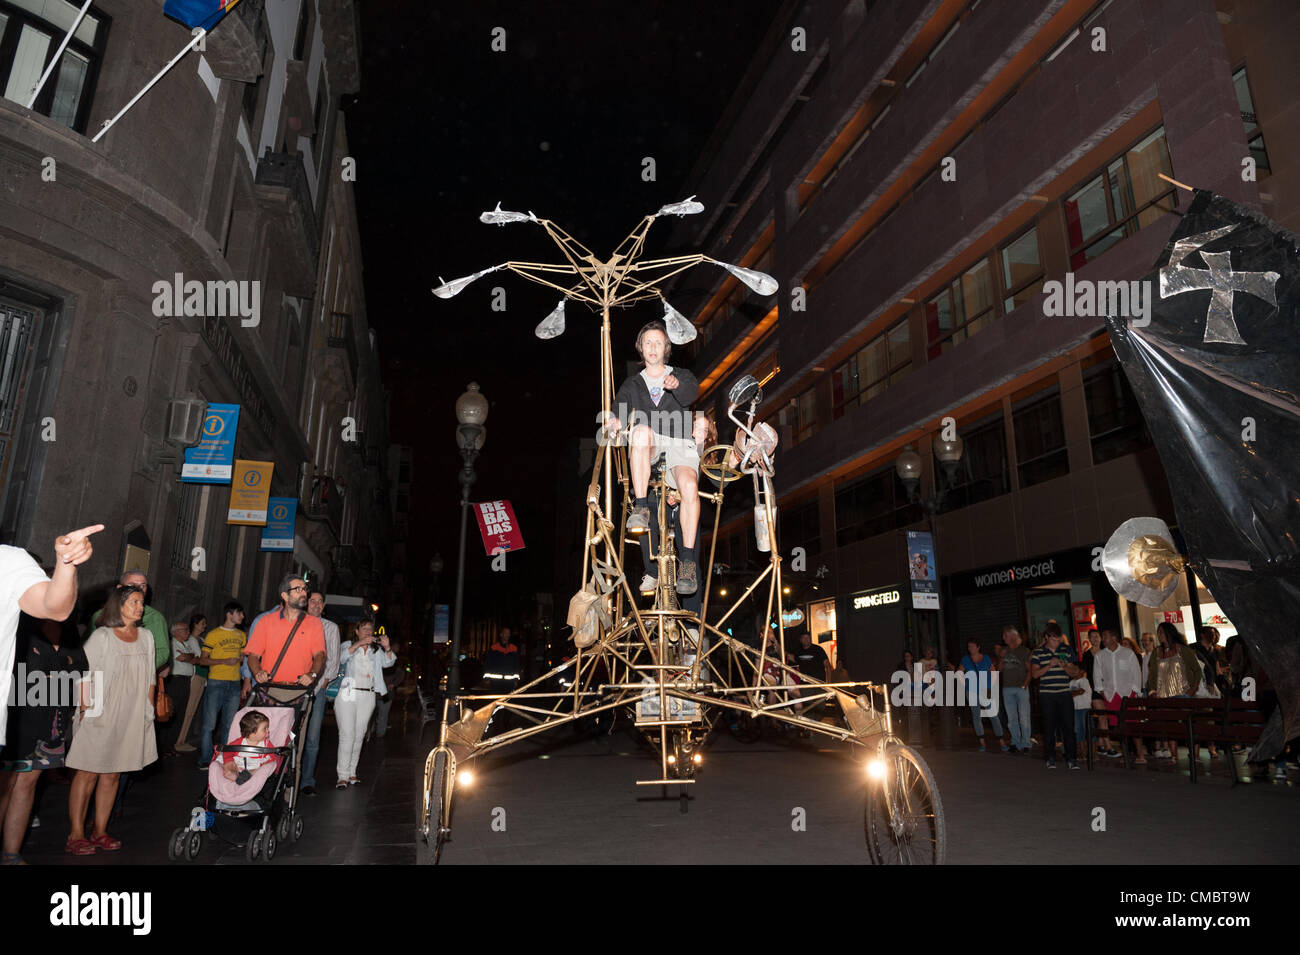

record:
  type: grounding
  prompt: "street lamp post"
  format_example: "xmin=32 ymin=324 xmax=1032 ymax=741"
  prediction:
xmin=449 ymin=384 xmax=488 ymax=706
xmin=896 ymin=435 xmax=964 ymax=750
xmin=427 ymin=553 xmax=443 ymax=689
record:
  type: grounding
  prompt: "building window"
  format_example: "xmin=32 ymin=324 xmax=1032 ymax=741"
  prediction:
xmin=779 ymin=497 xmax=821 ymax=557
xmin=1012 ymin=384 xmax=1068 ymax=489
xmin=170 ymin=483 xmax=203 ymax=572
xmin=832 ymin=317 xmax=910 ymax=418
xmin=0 ymin=0 xmax=107 ymax=134
xmin=937 ymin=409 xmax=1010 ymax=513
xmin=834 ymin=467 xmax=921 ymax=547
xmin=1065 ymin=127 xmax=1176 ymax=269
xmin=1233 ymin=67 xmax=1270 ymax=176
xmin=1083 ymin=354 xmax=1152 ymax=464
xmin=926 ymin=259 xmax=994 ymax=357
xmin=1000 ymin=225 xmax=1044 ymax=313
xmin=775 ymin=386 xmax=817 ymax=447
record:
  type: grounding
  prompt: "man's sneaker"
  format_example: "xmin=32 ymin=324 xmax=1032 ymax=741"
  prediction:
xmin=1046 ymin=760 xmax=1057 ymax=770
xmin=639 ymin=575 xmax=656 ymax=596
xmin=1276 ymin=763 xmax=1289 ymax=780
xmin=1068 ymin=761 xmax=1081 ymax=770
xmin=627 ymin=507 xmax=650 ymax=533
xmin=676 ymin=560 xmax=698 ymax=595
xmin=175 ymin=742 xmax=196 ymax=753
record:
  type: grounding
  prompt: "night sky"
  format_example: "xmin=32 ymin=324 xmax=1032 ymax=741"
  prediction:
xmin=344 ymin=0 xmax=785 ymax=602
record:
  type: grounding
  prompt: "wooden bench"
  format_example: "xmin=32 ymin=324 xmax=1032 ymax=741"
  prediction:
xmin=1188 ymin=697 xmax=1269 ymax=785
xmin=1112 ymin=697 xmax=1221 ymax=781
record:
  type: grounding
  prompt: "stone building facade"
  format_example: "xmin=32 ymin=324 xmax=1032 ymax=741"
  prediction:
xmin=0 ymin=0 xmax=390 ymax=625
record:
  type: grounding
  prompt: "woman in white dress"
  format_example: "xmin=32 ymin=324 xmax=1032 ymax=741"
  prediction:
xmin=64 ymin=584 xmax=157 ymax=854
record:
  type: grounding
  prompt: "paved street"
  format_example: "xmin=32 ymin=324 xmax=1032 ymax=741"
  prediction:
xmin=16 ymin=698 xmax=1295 ymax=866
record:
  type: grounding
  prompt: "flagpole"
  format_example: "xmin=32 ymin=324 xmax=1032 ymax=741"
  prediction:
xmin=91 ymin=29 xmax=207 ymax=143
xmin=25 ymin=0 xmax=93 ymax=109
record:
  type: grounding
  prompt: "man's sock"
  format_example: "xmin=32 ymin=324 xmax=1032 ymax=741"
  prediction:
xmin=681 ymin=544 xmax=697 ymax=566
xmin=634 ymin=496 xmax=648 ymax=509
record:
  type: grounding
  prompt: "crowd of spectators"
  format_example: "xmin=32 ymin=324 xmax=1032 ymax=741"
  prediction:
xmin=0 ymin=543 xmax=408 ymax=864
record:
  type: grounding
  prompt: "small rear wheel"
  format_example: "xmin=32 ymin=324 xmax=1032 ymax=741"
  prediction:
xmin=276 ymin=813 xmax=292 ymax=843
xmin=167 ymin=827 xmax=186 ymax=861
xmin=864 ymin=742 xmax=945 ymax=865
xmin=262 ymin=829 xmax=277 ymax=862
xmin=245 ymin=832 xmax=261 ymax=863
xmin=185 ymin=829 xmax=203 ymax=861
xmin=292 ymin=815 xmax=305 ymax=843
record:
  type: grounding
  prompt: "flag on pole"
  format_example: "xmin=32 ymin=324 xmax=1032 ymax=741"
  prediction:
xmin=1103 ymin=190 xmax=1300 ymax=751
xmin=163 ymin=0 xmax=245 ymax=31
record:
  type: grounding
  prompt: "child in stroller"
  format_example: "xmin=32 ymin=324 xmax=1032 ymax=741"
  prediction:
xmin=167 ymin=686 xmax=315 ymax=863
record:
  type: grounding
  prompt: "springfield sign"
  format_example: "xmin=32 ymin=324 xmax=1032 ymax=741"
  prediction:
xmin=851 ymin=587 xmax=902 ymax=611
xmin=474 ymin=500 xmax=525 ymax=555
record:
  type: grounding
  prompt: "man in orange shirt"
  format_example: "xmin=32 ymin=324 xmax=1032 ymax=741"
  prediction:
xmin=245 ymin=574 xmax=326 ymax=689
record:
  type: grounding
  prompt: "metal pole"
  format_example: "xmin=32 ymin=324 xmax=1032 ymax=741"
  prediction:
xmin=92 ymin=29 xmax=207 ymax=143
xmin=449 ymin=436 xmax=479 ymax=705
xmin=25 ymin=0 xmax=92 ymax=109
xmin=929 ymin=504 xmax=956 ymax=749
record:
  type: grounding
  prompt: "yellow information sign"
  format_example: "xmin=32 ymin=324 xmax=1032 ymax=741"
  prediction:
xmin=227 ymin=459 xmax=274 ymax=525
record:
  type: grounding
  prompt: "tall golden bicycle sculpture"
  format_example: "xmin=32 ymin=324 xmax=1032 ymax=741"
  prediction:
xmin=424 ymin=200 xmax=945 ymax=864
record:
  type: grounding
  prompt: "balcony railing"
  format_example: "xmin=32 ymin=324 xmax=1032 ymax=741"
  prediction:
xmin=307 ymin=475 xmax=343 ymax=539
xmin=254 ymin=149 xmax=319 ymax=284
xmin=204 ymin=0 xmax=267 ymax=82
xmin=327 ymin=312 xmax=358 ymax=382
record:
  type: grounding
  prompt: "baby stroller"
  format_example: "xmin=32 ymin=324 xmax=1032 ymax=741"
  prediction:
xmin=167 ymin=683 xmax=315 ymax=863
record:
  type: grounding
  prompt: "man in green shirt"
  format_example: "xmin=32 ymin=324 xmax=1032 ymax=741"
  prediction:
xmin=92 ymin=570 xmax=169 ymax=673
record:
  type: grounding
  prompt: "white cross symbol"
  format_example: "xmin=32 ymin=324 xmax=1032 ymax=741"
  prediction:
xmin=1158 ymin=224 xmax=1279 ymax=344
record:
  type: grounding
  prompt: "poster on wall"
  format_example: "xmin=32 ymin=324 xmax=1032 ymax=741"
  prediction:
xmin=906 ymin=530 xmax=938 ymax=610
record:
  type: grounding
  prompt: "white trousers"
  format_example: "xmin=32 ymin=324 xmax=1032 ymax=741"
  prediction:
xmin=334 ymin=689 xmax=376 ymax=781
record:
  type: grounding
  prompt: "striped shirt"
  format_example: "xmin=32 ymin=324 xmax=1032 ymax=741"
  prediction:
xmin=1031 ymin=643 xmax=1075 ymax=694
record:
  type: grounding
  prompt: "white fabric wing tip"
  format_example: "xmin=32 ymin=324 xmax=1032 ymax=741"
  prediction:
xmin=661 ymin=299 xmax=697 ymax=345
xmin=479 ymin=201 xmax=533 ymax=226
xmin=535 ymin=299 xmax=566 ymax=339
xmin=657 ymin=195 xmax=705 ymax=217
xmin=718 ymin=261 xmax=778 ymax=296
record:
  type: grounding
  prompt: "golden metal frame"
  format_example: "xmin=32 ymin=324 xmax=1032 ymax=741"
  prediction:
xmin=423 ymin=210 xmax=942 ymax=862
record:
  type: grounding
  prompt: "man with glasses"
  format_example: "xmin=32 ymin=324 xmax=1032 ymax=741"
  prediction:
xmin=244 ymin=575 xmax=326 ymax=692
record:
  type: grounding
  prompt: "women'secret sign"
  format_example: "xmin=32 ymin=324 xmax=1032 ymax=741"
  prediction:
xmin=474 ymin=500 xmax=525 ymax=555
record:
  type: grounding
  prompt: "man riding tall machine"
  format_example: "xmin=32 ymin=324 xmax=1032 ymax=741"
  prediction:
xmin=424 ymin=199 xmax=945 ymax=864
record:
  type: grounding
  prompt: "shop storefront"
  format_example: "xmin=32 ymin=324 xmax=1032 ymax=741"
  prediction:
xmin=838 ymin=584 xmax=908 ymax=683
xmin=948 ymin=545 xmax=1117 ymax=651
xmin=1119 ymin=570 xmax=1236 ymax=647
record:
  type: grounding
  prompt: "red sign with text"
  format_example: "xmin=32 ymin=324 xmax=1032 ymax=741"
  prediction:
xmin=474 ymin=500 xmax=525 ymax=555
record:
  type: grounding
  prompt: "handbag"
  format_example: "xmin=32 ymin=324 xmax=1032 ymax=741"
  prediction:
xmin=567 ymin=559 xmax=623 ymax=649
xmin=154 ymin=674 xmax=174 ymax=721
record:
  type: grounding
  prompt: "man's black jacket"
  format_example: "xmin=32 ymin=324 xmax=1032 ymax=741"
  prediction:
xmin=611 ymin=366 xmax=698 ymax=441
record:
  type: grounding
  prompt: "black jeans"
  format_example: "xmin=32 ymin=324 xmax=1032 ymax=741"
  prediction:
xmin=1039 ymin=691 xmax=1076 ymax=763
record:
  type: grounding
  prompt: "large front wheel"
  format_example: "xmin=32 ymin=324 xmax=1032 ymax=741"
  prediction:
xmin=420 ymin=747 xmax=456 ymax=865
xmin=864 ymin=742 xmax=945 ymax=864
